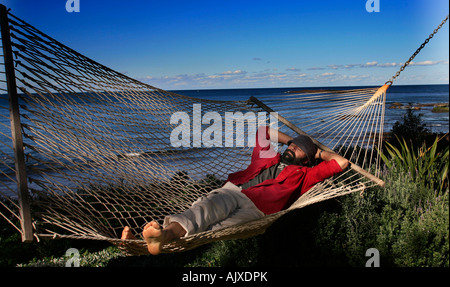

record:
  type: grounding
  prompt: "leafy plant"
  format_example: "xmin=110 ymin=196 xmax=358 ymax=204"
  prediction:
xmin=380 ymin=135 xmax=449 ymax=191
xmin=315 ymin=163 xmax=449 ymax=267
xmin=315 ymin=132 xmax=449 ymax=267
xmin=392 ymin=191 xmax=449 ymax=267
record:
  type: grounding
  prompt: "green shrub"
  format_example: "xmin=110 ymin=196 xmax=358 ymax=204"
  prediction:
xmin=315 ymin=164 xmax=449 ymax=267
xmin=315 ymin=133 xmax=449 ymax=267
xmin=381 ymin=135 xmax=449 ymax=191
xmin=391 ymin=106 xmax=430 ymax=147
xmin=392 ymin=191 xmax=449 ymax=267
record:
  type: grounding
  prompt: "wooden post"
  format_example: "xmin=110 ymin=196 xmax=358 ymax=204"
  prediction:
xmin=0 ymin=4 xmax=33 ymax=242
xmin=249 ymin=96 xmax=385 ymax=187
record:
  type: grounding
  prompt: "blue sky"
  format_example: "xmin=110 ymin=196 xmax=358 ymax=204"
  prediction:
xmin=1 ymin=0 xmax=449 ymax=90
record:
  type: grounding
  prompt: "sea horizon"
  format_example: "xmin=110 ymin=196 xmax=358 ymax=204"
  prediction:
xmin=170 ymin=83 xmax=449 ymax=135
xmin=170 ymin=83 xmax=449 ymax=93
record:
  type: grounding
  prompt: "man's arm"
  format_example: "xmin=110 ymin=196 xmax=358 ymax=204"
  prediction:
xmin=315 ymin=148 xmax=349 ymax=170
xmin=267 ymin=127 xmax=349 ymax=170
xmin=268 ymin=127 xmax=292 ymax=145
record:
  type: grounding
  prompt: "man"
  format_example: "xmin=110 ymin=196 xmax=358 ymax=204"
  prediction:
xmin=121 ymin=126 xmax=349 ymax=255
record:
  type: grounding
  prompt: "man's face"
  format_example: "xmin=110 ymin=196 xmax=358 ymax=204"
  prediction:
xmin=288 ymin=143 xmax=308 ymax=161
xmin=282 ymin=143 xmax=309 ymax=165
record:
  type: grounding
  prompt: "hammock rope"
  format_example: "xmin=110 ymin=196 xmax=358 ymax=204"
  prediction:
xmin=0 ymin=6 xmax=447 ymax=255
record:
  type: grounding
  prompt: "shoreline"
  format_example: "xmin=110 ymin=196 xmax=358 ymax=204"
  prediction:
xmin=388 ymin=102 xmax=449 ymax=112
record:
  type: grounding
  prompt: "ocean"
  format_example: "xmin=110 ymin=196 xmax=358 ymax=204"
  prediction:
xmin=0 ymin=84 xmax=448 ymax=196
xmin=172 ymin=84 xmax=449 ymax=134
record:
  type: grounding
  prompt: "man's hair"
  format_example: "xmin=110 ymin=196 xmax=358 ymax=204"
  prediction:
xmin=287 ymin=135 xmax=317 ymax=163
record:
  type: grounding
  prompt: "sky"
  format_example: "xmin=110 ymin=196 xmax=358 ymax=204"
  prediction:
xmin=1 ymin=0 xmax=449 ymax=90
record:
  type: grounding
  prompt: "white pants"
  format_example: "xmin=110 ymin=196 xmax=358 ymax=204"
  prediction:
xmin=163 ymin=182 xmax=265 ymax=237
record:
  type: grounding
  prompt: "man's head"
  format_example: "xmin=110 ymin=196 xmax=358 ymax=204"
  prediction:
xmin=281 ymin=134 xmax=317 ymax=166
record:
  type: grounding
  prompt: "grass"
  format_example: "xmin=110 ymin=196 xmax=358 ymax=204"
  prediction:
xmin=432 ymin=105 xmax=449 ymax=113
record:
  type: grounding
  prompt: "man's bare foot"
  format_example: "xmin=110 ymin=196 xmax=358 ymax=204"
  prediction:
xmin=142 ymin=221 xmax=187 ymax=255
xmin=142 ymin=221 xmax=164 ymax=255
xmin=121 ymin=226 xmax=137 ymax=240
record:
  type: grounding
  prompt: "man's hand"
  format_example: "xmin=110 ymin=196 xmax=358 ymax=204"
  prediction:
xmin=268 ymin=127 xmax=292 ymax=145
xmin=267 ymin=127 xmax=349 ymax=170
xmin=315 ymin=148 xmax=349 ymax=170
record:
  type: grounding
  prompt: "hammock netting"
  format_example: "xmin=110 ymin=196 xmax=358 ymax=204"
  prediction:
xmin=0 ymin=9 xmax=388 ymax=255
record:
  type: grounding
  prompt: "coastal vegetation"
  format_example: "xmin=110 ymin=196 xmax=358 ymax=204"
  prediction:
xmin=388 ymin=102 xmax=449 ymax=112
xmin=0 ymin=107 xmax=448 ymax=267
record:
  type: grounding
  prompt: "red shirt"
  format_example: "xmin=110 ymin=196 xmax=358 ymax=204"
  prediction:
xmin=227 ymin=126 xmax=343 ymax=215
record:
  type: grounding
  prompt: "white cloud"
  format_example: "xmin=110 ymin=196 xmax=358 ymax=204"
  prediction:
xmin=138 ymin=69 xmax=306 ymax=89
xmin=220 ymin=70 xmax=247 ymax=75
xmin=409 ymin=60 xmax=443 ymax=66
xmin=136 ymin=58 xmax=448 ymax=89
xmin=343 ymin=64 xmax=359 ymax=69
xmin=311 ymin=59 xmax=447 ymax=71
xmin=363 ymin=61 xmax=378 ymax=67
xmin=327 ymin=64 xmax=343 ymax=70
xmin=377 ymin=62 xmax=401 ymax=68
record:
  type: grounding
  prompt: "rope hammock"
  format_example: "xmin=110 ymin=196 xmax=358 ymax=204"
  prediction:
xmin=0 ymin=6 xmax=447 ymax=255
